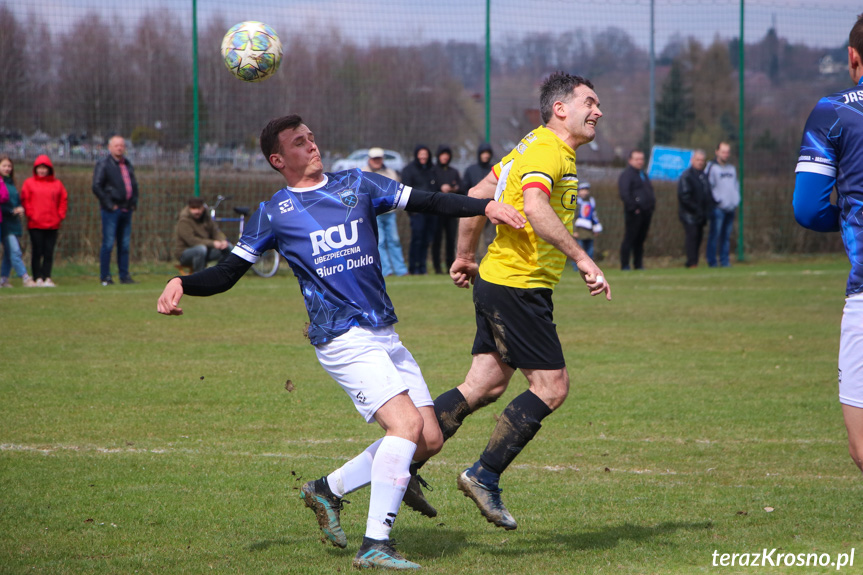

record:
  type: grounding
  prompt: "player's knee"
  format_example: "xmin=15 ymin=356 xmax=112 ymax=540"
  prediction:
xmin=542 ymin=389 xmax=568 ymax=411
xmin=472 ymin=390 xmax=503 ymax=410
xmin=401 ymin=409 xmax=425 ymax=444
xmin=532 ymin=374 xmax=569 ymax=411
xmin=485 ymin=382 xmax=510 ymax=402
xmin=383 ymin=410 xmax=424 ymax=444
xmin=848 ymin=442 xmax=863 ymax=473
xmin=423 ymin=424 xmax=444 ymax=456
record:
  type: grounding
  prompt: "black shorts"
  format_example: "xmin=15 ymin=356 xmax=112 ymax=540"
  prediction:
xmin=471 ymin=275 xmax=565 ymax=370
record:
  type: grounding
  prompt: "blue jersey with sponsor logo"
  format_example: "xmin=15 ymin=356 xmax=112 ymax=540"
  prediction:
xmin=796 ymin=77 xmax=863 ymax=295
xmin=233 ymin=169 xmax=411 ymax=345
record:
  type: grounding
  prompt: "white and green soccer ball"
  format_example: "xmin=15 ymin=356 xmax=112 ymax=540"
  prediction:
xmin=220 ymin=21 xmax=282 ymax=82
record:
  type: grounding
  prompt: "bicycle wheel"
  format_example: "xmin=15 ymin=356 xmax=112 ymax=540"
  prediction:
xmin=252 ymin=249 xmax=280 ymax=277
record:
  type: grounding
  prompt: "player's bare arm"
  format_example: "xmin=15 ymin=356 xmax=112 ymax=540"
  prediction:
xmin=523 ymin=187 xmax=611 ymax=300
xmin=451 ymin=171 xmax=500 ymax=288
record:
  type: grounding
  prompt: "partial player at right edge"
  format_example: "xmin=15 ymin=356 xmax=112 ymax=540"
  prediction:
xmin=793 ymin=14 xmax=863 ymax=475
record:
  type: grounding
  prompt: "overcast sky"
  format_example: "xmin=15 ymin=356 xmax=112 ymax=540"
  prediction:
xmin=15 ymin=0 xmax=860 ymax=51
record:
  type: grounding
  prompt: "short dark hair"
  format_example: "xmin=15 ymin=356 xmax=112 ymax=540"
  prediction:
xmin=539 ymin=71 xmax=594 ymax=124
xmin=629 ymin=149 xmax=644 ymax=159
xmin=260 ymin=115 xmax=304 ymax=170
xmin=187 ymin=197 xmax=204 ymax=208
xmin=851 ymin=14 xmax=863 ymax=57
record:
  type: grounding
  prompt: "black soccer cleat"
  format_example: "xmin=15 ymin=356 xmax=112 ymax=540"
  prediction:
xmin=401 ymin=473 xmax=438 ymax=518
xmin=456 ymin=469 xmax=517 ymax=530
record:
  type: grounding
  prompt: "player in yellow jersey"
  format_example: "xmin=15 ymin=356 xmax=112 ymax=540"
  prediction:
xmin=401 ymin=72 xmax=611 ymax=530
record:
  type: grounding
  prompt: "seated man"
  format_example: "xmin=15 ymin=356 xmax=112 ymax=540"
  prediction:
xmin=173 ymin=197 xmax=231 ymax=272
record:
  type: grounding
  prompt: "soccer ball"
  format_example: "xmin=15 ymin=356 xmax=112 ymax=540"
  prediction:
xmin=220 ymin=21 xmax=282 ymax=82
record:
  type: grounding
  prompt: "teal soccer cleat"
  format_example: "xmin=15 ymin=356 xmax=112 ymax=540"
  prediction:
xmin=301 ymin=477 xmax=348 ymax=548
xmin=352 ymin=537 xmax=421 ymax=570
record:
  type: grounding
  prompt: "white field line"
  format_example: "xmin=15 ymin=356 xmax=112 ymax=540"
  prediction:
xmin=2 ymin=436 xmax=854 ymax=482
xmin=1 ymin=435 xmax=844 ymax=456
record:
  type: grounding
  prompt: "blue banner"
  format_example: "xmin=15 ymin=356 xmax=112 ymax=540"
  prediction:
xmin=648 ymin=146 xmax=693 ymax=181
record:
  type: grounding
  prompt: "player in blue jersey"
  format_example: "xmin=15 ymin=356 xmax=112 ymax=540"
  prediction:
xmin=793 ymin=14 xmax=863 ymax=474
xmin=157 ymin=115 xmax=524 ymax=570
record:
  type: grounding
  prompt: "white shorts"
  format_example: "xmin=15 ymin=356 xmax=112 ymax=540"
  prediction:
xmin=315 ymin=325 xmax=433 ymax=423
xmin=839 ymin=293 xmax=863 ymax=408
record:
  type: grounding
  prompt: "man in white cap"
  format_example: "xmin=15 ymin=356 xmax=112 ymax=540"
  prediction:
xmin=364 ymin=147 xmax=408 ymax=277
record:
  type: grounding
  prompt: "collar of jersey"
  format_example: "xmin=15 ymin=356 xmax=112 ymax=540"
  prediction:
xmin=286 ymin=174 xmax=329 ymax=193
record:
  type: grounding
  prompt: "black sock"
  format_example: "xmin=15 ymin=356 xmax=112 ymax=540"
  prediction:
xmin=316 ymin=476 xmax=337 ymax=499
xmin=435 ymin=387 xmax=472 ymax=441
xmin=410 ymin=387 xmax=472 ymax=475
xmin=473 ymin=390 xmax=552 ymax=488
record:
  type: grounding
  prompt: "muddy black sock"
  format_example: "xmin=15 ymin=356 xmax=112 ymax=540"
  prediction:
xmin=471 ymin=390 xmax=552 ymax=489
xmin=410 ymin=387 xmax=472 ymax=475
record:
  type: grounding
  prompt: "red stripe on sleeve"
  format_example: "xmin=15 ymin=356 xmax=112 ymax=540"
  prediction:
xmin=523 ymin=181 xmax=551 ymax=197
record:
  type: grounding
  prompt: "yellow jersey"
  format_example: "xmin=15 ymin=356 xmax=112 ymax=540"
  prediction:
xmin=479 ymin=125 xmax=579 ymax=289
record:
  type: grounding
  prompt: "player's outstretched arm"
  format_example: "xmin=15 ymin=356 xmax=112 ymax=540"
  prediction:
xmin=523 ymin=188 xmax=611 ymax=301
xmin=157 ymin=253 xmax=253 ymax=316
xmin=157 ymin=277 xmax=185 ymax=315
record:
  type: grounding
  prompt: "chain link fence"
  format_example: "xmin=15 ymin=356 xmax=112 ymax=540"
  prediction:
xmin=0 ymin=0 xmax=857 ymax=266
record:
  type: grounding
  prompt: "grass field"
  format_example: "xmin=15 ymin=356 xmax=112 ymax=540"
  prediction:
xmin=3 ymin=256 xmax=862 ymax=574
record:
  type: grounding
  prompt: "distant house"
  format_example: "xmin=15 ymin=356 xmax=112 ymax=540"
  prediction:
xmin=819 ymin=54 xmax=846 ymax=75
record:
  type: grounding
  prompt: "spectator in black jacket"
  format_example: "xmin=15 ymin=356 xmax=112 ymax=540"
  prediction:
xmin=618 ymin=149 xmax=655 ymax=270
xmin=92 ymin=136 xmax=139 ymax=285
xmin=462 ymin=142 xmax=494 ymax=191
xmin=462 ymin=143 xmax=496 ymax=259
xmin=431 ymin=145 xmax=462 ymax=274
xmin=677 ymin=150 xmax=713 ymax=268
xmin=401 ymin=145 xmax=436 ymax=274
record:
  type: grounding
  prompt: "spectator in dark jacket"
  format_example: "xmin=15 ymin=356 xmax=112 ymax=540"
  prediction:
xmin=431 ymin=144 xmax=462 ymax=274
xmin=618 ymin=149 xmax=655 ymax=270
xmin=462 ymin=142 xmax=494 ymax=192
xmin=463 ymin=143 xmax=496 ymax=259
xmin=401 ymin=145 xmax=436 ymax=274
xmin=677 ymin=150 xmax=713 ymax=268
xmin=92 ymin=136 xmax=139 ymax=285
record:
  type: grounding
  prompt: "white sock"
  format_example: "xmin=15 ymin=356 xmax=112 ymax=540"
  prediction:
xmin=365 ymin=435 xmax=417 ymax=541
xmin=326 ymin=438 xmax=383 ymax=498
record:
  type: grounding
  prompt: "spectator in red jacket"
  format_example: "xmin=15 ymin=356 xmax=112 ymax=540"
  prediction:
xmin=20 ymin=155 xmax=67 ymax=287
